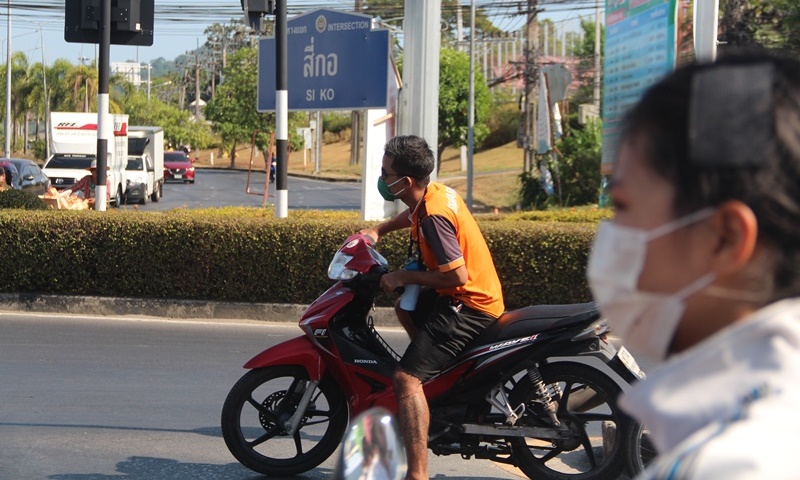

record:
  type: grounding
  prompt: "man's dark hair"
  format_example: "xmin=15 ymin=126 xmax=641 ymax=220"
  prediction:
xmin=384 ymin=135 xmax=435 ymax=180
xmin=620 ymin=50 xmax=800 ymax=301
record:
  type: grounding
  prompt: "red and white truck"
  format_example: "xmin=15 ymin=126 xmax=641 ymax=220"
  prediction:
xmin=42 ymin=112 xmax=129 ymax=207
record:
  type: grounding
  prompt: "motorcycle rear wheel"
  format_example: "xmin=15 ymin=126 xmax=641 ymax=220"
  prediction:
xmin=623 ymin=420 xmax=658 ymax=476
xmin=508 ymin=362 xmax=632 ymax=480
xmin=221 ymin=366 xmax=348 ymax=476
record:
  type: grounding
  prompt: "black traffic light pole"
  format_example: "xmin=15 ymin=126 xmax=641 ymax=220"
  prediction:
xmin=96 ymin=0 xmax=111 ymax=211
xmin=275 ymin=0 xmax=287 ymax=218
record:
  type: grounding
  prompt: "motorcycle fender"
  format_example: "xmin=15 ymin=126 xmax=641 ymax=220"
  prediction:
xmin=243 ymin=336 xmax=327 ymax=381
xmin=556 ymin=339 xmax=644 ymax=385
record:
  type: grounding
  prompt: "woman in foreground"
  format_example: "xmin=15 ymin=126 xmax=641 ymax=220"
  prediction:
xmin=588 ymin=51 xmax=800 ymax=479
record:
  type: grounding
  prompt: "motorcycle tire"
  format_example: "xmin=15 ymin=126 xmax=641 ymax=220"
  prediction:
xmin=623 ymin=420 xmax=658 ymax=476
xmin=221 ymin=365 xmax=348 ymax=476
xmin=508 ymin=361 xmax=632 ymax=480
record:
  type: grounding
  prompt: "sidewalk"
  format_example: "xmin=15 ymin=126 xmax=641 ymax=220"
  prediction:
xmin=0 ymin=292 xmax=399 ymax=326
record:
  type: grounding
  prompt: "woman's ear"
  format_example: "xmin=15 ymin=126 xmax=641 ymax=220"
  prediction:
xmin=709 ymin=200 xmax=758 ymax=276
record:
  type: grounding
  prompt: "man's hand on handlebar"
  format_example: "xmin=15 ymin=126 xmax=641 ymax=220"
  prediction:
xmin=359 ymin=227 xmax=380 ymax=245
xmin=380 ymin=271 xmax=406 ymax=294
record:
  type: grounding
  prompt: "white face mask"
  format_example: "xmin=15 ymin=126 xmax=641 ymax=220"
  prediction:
xmin=587 ymin=209 xmax=715 ymax=362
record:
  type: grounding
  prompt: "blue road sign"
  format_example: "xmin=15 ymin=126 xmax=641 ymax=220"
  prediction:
xmin=258 ymin=9 xmax=390 ymax=112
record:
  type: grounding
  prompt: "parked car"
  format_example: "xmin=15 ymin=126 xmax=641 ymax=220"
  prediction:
xmin=1 ymin=158 xmax=50 ymax=196
xmin=164 ymin=151 xmax=195 ymax=184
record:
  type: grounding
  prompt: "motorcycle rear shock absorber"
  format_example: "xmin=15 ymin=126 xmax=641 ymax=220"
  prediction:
xmin=527 ymin=366 xmax=561 ymax=427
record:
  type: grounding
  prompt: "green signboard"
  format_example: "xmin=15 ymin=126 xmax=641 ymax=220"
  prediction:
xmin=602 ymin=0 xmax=678 ymax=174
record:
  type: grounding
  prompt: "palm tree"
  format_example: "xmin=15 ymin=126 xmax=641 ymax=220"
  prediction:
xmin=66 ymin=62 xmax=98 ymax=112
xmin=48 ymin=59 xmax=75 ymax=112
xmin=10 ymin=52 xmax=31 ymax=152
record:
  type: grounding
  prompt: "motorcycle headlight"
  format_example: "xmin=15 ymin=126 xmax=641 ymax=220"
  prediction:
xmin=328 ymin=251 xmax=358 ymax=280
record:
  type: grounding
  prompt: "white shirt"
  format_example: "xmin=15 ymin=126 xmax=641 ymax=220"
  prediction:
xmin=620 ymin=299 xmax=800 ymax=479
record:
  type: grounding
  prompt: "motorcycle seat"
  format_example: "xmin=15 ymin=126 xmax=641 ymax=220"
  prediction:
xmin=475 ymin=302 xmax=600 ymax=344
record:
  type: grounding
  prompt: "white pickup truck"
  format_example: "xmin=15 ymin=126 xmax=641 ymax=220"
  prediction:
xmin=125 ymin=126 xmax=165 ymax=204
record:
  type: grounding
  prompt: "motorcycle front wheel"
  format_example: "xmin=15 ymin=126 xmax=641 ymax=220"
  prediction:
xmin=221 ymin=365 xmax=349 ymax=476
xmin=508 ymin=362 xmax=632 ymax=480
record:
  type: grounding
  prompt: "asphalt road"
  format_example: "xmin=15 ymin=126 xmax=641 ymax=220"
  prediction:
xmin=0 ymin=312 xmax=524 ymax=480
xmin=127 ymin=169 xmax=362 ymax=211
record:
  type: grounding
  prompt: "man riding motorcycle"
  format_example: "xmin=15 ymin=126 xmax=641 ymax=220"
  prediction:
xmin=360 ymin=135 xmax=504 ymax=480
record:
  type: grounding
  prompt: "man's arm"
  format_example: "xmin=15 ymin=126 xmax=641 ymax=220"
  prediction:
xmin=380 ymin=214 xmax=469 ymax=293
xmin=67 ymin=175 xmax=91 ymax=198
xmin=359 ymin=209 xmax=412 ymax=243
xmin=382 ymin=265 xmax=467 ymax=292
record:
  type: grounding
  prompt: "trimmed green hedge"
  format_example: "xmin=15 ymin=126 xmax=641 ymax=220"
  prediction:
xmin=0 ymin=208 xmax=598 ymax=309
xmin=0 ymin=189 xmax=47 ymax=210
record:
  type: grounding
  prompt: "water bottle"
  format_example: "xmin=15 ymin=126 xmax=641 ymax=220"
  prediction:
xmin=399 ymin=258 xmax=421 ymax=311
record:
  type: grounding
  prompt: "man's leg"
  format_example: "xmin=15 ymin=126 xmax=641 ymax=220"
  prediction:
xmin=393 ymin=369 xmax=429 ymax=480
xmin=394 ymin=300 xmax=419 ymax=339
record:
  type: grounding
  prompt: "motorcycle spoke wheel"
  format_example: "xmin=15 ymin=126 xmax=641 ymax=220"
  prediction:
xmin=623 ymin=421 xmax=658 ymax=477
xmin=221 ymin=366 xmax=348 ymax=476
xmin=509 ymin=362 xmax=632 ymax=480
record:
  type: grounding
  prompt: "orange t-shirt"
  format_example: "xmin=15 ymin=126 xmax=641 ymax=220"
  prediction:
xmin=410 ymin=182 xmax=504 ymax=318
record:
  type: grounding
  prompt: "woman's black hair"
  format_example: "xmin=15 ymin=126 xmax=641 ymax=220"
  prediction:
xmin=621 ymin=51 xmax=800 ymax=301
xmin=383 ymin=135 xmax=435 ymax=180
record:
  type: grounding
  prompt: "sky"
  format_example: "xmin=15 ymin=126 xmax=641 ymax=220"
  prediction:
xmin=0 ymin=1 xmax=601 ymax=68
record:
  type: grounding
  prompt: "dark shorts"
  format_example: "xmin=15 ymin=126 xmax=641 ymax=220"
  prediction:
xmin=398 ymin=288 xmax=496 ymax=382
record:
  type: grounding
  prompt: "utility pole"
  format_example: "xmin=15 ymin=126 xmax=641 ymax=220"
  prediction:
xmin=194 ymin=39 xmax=201 ymax=121
xmin=458 ymin=0 xmax=467 ymax=171
xmin=40 ymin=24 xmax=50 ymax=159
xmin=593 ymin=0 xmax=602 ymax=110
xmin=4 ymin=0 xmax=10 ymax=156
xmin=456 ymin=2 xmax=464 ymax=51
xmin=350 ymin=0 xmax=364 ymax=167
xmin=524 ymin=0 xmax=538 ymax=173
xmin=146 ymin=62 xmax=151 ymax=101
xmin=466 ymin=0 xmax=475 ymax=210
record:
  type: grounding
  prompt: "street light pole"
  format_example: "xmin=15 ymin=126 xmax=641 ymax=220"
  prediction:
xmin=466 ymin=0 xmax=475 ymax=211
xmin=40 ymin=24 xmax=50 ymax=159
xmin=5 ymin=0 xmax=11 ymax=157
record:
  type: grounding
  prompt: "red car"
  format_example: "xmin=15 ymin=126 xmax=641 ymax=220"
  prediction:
xmin=164 ymin=151 xmax=195 ymax=183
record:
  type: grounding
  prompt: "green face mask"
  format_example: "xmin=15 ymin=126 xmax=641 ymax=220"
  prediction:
xmin=377 ymin=176 xmax=407 ymax=201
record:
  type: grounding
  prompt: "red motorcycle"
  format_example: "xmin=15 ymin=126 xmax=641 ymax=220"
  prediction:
xmin=221 ymin=234 xmax=646 ymax=479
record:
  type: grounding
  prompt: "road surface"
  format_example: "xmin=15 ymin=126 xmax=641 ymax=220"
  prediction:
xmin=0 ymin=312 xmax=524 ymax=480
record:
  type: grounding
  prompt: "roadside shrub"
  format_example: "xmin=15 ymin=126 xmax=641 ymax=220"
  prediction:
xmin=323 ymin=113 xmax=351 ymax=135
xmin=481 ymin=97 xmax=520 ymax=150
xmin=30 ymin=138 xmax=48 ymax=161
xmin=519 ymin=121 xmax=603 ymax=209
xmin=0 ymin=208 xmax=598 ymax=309
xmin=0 ymin=189 xmax=47 ymax=210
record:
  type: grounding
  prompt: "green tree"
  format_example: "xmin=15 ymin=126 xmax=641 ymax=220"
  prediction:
xmin=364 ymin=0 xmax=500 ymax=40
xmin=65 ymin=62 xmax=98 ymax=112
xmin=9 ymin=52 xmax=31 ymax=151
xmin=47 ymin=59 xmax=78 ymax=112
xmin=519 ymin=120 xmax=602 ymax=209
xmin=436 ymin=48 xmax=491 ymax=167
xmin=119 ymin=84 xmax=213 ymax=150
xmin=719 ymin=0 xmax=800 ymax=53
xmin=204 ymin=47 xmax=305 ymax=168
xmin=204 ymin=47 xmax=270 ymax=167
xmin=570 ymin=18 xmax=604 ymax=111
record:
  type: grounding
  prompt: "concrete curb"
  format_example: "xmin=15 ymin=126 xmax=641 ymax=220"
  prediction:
xmin=196 ymin=166 xmax=360 ymax=183
xmin=0 ymin=293 xmax=400 ymax=326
